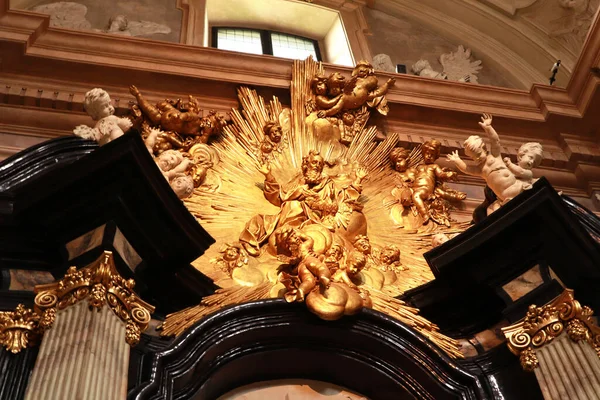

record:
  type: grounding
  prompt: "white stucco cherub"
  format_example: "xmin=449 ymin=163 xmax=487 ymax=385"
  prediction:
xmin=155 ymin=149 xmax=195 ymax=199
xmin=74 ymin=88 xmax=132 ymax=146
xmin=446 ymin=113 xmax=543 ymax=215
xmin=503 ymin=142 xmax=544 ymax=190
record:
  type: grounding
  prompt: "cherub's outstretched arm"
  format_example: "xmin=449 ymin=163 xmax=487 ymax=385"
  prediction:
xmin=504 ymin=157 xmax=533 ymax=180
xmin=129 ymin=85 xmax=162 ymax=125
xmin=367 ymin=78 xmax=396 ymax=100
xmin=259 ymin=163 xmax=284 ymax=206
xmin=116 ymin=117 xmax=133 ymax=132
xmin=350 ymin=167 xmax=367 ymax=193
xmin=478 ymin=113 xmax=501 ymax=158
xmin=446 ymin=151 xmax=482 ymax=177
xmin=432 ymin=164 xmax=458 ymax=181
xmin=315 ymin=94 xmax=342 ymax=110
xmin=319 ymin=96 xmax=345 ymax=117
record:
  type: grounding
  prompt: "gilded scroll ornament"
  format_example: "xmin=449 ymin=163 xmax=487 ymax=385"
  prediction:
xmin=502 ymin=289 xmax=600 ymax=371
xmin=34 ymin=251 xmax=154 ymax=346
xmin=0 ymin=304 xmax=41 ymax=354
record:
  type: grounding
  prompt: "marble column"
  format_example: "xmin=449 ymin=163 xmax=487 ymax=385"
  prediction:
xmin=23 ymin=251 xmax=154 ymax=400
xmin=503 ymin=290 xmax=600 ymax=400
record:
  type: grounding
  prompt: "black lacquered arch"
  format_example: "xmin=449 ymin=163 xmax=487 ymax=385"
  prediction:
xmin=129 ymin=299 xmax=489 ymax=400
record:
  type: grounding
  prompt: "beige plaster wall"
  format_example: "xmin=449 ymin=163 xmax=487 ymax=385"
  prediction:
xmin=363 ymin=8 xmax=517 ymax=88
xmin=27 ymin=0 xmax=182 ymax=42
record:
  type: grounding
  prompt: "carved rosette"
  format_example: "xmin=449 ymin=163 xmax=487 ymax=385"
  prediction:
xmin=0 ymin=304 xmax=41 ymax=353
xmin=502 ymin=290 xmax=600 ymax=371
xmin=34 ymin=251 xmax=155 ymax=346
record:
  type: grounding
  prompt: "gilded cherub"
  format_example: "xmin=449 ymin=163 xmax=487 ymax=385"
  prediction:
xmin=447 ymin=114 xmax=543 ymax=214
xmin=310 ymin=74 xmax=343 ymax=118
xmin=504 ymin=142 xmax=543 ymax=190
xmin=323 ymin=244 xmax=345 ymax=272
xmin=352 ymin=235 xmax=374 ymax=266
xmin=378 ymin=245 xmax=406 ymax=272
xmin=275 ymin=227 xmax=332 ymax=302
xmin=411 ymin=140 xmax=466 ymax=224
xmin=395 ymin=140 xmax=466 ymax=224
xmin=211 ymin=243 xmax=249 ymax=276
xmin=332 ymin=250 xmax=367 ymax=290
xmin=260 ymin=121 xmax=284 ymax=161
xmin=155 ymin=149 xmax=194 ymax=199
xmin=74 ymin=88 xmax=132 ymax=145
xmin=129 ymin=85 xmax=225 ymax=145
xmin=311 ymin=62 xmax=395 ymax=118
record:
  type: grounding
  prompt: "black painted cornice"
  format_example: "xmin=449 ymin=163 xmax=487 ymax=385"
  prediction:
xmin=0 ymin=133 xmax=216 ymax=314
xmin=402 ymin=178 xmax=600 ymax=337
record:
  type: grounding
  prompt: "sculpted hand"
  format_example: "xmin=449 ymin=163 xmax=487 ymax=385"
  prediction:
xmin=301 ymin=186 xmax=317 ymax=198
xmin=446 ymin=150 xmax=461 ymax=163
xmin=120 ymin=117 xmax=133 ymax=131
xmin=129 ymin=85 xmax=140 ymax=97
xmin=355 ymin=167 xmax=367 ymax=181
xmin=258 ymin=163 xmax=271 ymax=176
xmin=479 ymin=113 xmax=493 ymax=129
xmin=317 ymin=110 xmax=326 ymax=118
xmin=387 ymin=78 xmax=396 ymax=87
xmin=503 ymin=157 xmax=512 ymax=165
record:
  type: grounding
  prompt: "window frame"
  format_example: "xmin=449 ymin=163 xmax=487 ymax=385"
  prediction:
xmin=211 ymin=27 xmax=322 ymax=61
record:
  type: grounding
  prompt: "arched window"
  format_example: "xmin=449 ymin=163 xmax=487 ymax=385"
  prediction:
xmin=212 ymin=28 xmax=321 ymax=61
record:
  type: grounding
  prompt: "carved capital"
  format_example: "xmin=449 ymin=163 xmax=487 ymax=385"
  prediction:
xmin=34 ymin=251 xmax=155 ymax=346
xmin=0 ymin=304 xmax=41 ymax=354
xmin=502 ymin=289 xmax=600 ymax=371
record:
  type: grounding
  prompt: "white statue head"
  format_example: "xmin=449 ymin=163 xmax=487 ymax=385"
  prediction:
xmin=412 ymin=60 xmax=432 ymax=74
xmin=83 ymin=88 xmax=114 ymax=121
xmin=170 ymin=174 xmax=194 ymax=199
xmin=517 ymin=142 xmax=543 ymax=170
xmin=108 ymin=15 xmax=128 ymax=32
xmin=157 ymin=149 xmax=183 ymax=172
xmin=463 ymin=135 xmax=487 ymax=162
xmin=372 ymin=54 xmax=395 ymax=73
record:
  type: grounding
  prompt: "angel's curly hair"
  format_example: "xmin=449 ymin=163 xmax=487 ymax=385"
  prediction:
xmin=83 ymin=88 xmax=112 ymax=121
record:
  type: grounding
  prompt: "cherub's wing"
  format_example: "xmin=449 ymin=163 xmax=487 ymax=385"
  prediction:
xmin=343 ymin=75 xmax=359 ymax=95
xmin=407 ymin=146 xmax=423 ymax=169
xmin=127 ymin=20 xmax=172 ymax=37
xmin=440 ymin=45 xmax=482 ymax=83
xmin=73 ymin=125 xmax=98 ymax=141
xmin=278 ymin=108 xmax=292 ymax=150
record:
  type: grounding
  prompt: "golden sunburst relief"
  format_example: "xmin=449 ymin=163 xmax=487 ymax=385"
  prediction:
xmin=157 ymin=57 xmax=468 ymax=358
